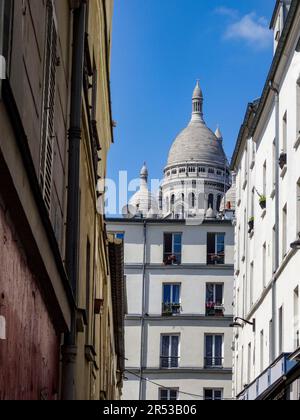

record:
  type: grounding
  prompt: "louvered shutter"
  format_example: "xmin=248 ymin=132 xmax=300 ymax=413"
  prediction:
xmin=40 ymin=0 xmax=57 ymax=212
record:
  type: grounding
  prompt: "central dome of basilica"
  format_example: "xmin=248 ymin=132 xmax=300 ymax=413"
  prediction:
xmin=167 ymin=81 xmax=227 ymax=168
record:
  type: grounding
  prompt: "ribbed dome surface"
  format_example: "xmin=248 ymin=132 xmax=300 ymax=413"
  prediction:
xmin=167 ymin=120 xmax=227 ymax=166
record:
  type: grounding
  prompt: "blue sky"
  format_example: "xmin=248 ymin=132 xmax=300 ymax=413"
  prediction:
xmin=107 ymin=0 xmax=275 ymax=212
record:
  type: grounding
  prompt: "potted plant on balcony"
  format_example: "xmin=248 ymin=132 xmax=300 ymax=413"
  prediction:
xmin=259 ymin=195 xmax=266 ymax=210
xmin=248 ymin=217 xmax=254 ymax=234
xmin=172 ymin=303 xmax=181 ymax=314
xmin=162 ymin=303 xmax=173 ymax=316
xmin=279 ymin=152 xmax=287 ymax=170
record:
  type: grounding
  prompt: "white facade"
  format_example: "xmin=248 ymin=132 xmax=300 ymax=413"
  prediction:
xmin=232 ymin=0 xmax=300 ymax=400
xmin=107 ymin=219 xmax=234 ymax=400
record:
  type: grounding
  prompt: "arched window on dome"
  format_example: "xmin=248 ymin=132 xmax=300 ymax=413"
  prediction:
xmin=216 ymin=195 xmax=222 ymax=212
xmin=189 ymin=192 xmax=195 ymax=209
xmin=208 ymin=194 xmax=214 ymax=210
xmin=171 ymin=194 xmax=175 ymax=211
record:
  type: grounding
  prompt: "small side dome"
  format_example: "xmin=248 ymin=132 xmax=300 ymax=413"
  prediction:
xmin=220 ymin=174 xmax=236 ymax=212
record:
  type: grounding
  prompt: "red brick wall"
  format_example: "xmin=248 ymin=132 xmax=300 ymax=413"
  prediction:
xmin=0 ymin=206 xmax=60 ymax=400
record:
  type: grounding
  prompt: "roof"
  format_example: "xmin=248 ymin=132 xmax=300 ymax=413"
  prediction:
xmin=250 ymin=0 xmax=299 ymax=138
xmin=106 ymin=217 xmax=233 ymax=226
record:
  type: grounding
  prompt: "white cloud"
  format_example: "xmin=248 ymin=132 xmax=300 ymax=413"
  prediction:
xmin=224 ymin=13 xmax=272 ymax=50
xmin=214 ymin=6 xmax=239 ymax=19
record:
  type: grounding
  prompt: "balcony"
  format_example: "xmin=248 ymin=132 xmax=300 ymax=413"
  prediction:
xmin=163 ymin=253 xmax=181 ymax=266
xmin=207 ymin=252 xmax=225 ymax=265
xmin=162 ymin=303 xmax=181 ymax=316
xmin=204 ymin=357 xmax=224 ymax=369
xmin=206 ymin=302 xmax=225 ymax=317
xmin=160 ymin=356 xmax=180 ymax=369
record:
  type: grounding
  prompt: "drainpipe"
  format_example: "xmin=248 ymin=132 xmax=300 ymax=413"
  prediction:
xmin=139 ymin=220 xmax=147 ymax=400
xmin=61 ymin=0 xmax=86 ymax=400
xmin=269 ymin=81 xmax=280 ymax=362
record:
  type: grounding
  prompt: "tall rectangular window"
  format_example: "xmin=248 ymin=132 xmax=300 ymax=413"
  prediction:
xmin=206 ymin=284 xmax=224 ymax=316
xmin=163 ymin=233 xmax=182 ymax=265
xmin=162 ymin=284 xmax=181 ymax=315
xmin=160 ymin=335 xmax=180 ymax=368
xmin=294 ymin=287 xmax=299 ymax=350
xmin=272 ymin=225 xmax=276 ymax=273
xmin=263 ymin=161 xmax=267 ymax=197
xmin=279 ymin=306 xmax=284 ymax=355
xmin=260 ymin=330 xmax=264 ymax=373
xmin=250 ymin=262 xmax=254 ymax=307
xmin=272 ymin=140 xmax=276 ymax=191
xmin=283 ymin=111 xmax=287 ymax=154
xmin=297 ymin=179 xmax=300 ymax=235
xmin=207 ymin=233 xmax=225 ymax=265
xmin=282 ymin=204 xmax=287 ymax=259
xmin=263 ymin=243 xmax=267 ymax=288
xmin=269 ymin=319 xmax=273 ymax=364
xmin=204 ymin=389 xmax=223 ymax=401
xmin=159 ymin=388 xmax=178 ymax=401
xmin=205 ymin=335 xmax=223 ymax=368
xmin=247 ymin=343 xmax=251 ymax=385
xmin=40 ymin=0 xmax=57 ymax=212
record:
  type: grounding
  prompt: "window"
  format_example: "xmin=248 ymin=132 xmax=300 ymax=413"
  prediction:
xmin=208 ymin=193 xmax=214 ymax=210
xmin=161 ymin=335 xmax=180 ymax=368
xmin=250 ymin=262 xmax=254 ymax=308
xmin=279 ymin=306 xmax=284 ymax=355
xmin=40 ymin=0 xmax=57 ymax=212
xmin=171 ymin=169 xmax=177 ymax=175
xmin=204 ymin=389 xmax=223 ymax=401
xmin=216 ymin=170 xmax=222 ymax=176
xmin=282 ymin=204 xmax=287 ymax=259
xmin=188 ymin=167 xmax=196 ymax=173
xmin=192 ymin=180 xmax=196 ymax=189
xmin=262 ymin=243 xmax=267 ymax=288
xmin=112 ymin=232 xmax=124 ymax=240
xmin=260 ymin=331 xmax=264 ymax=373
xmin=282 ymin=111 xmax=287 ymax=154
xmin=216 ymin=195 xmax=222 ymax=212
xmin=179 ymin=167 xmax=186 ymax=174
xmin=269 ymin=319 xmax=273 ymax=364
xmin=199 ymin=167 xmax=206 ymax=173
xmin=205 ymin=335 xmax=223 ymax=368
xmin=207 ymin=233 xmax=225 ymax=265
xmin=189 ymin=192 xmax=195 ymax=209
xmin=170 ymin=195 xmax=175 ymax=210
xmin=263 ymin=161 xmax=267 ymax=197
xmin=206 ymin=284 xmax=224 ymax=316
xmin=163 ymin=233 xmax=182 ymax=265
xmin=159 ymin=388 xmax=178 ymax=401
xmin=247 ymin=343 xmax=251 ymax=384
xmin=162 ymin=284 xmax=181 ymax=315
xmin=294 ymin=287 xmax=299 ymax=350
xmin=272 ymin=140 xmax=276 ymax=190
xmin=208 ymin=168 xmax=214 ymax=174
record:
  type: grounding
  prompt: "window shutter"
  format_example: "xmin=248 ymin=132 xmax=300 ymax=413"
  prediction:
xmin=40 ymin=0 xmax=57 ymax=212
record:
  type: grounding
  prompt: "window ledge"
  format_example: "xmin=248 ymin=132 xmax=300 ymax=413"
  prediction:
xmin=261 ymin=209 xmax=266 ymax=219
xmin=270 ymin=188 xmax=276 ymax=199
xmin=294 ymin=134 xmax=300 ymax=150
xmin=250 ymin=160 xmax=255 ymax=170
xmin=280 ymin=165 xmax=287 ymax=178
xmin=235 ymin=269 xmax=240 ymax=276
xmin=242 ymin=179 xmax=248 ymax=190
xmin=241 ymin=255 xmax=246 ymax=263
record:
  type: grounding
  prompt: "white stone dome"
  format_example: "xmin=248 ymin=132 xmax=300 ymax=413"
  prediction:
xmin=127 ymin=164 xmax=159 ymax=218
xmin=220 ymin=174 xmax=236 ymax=212
xmin=167 ymin=82 xmax=227 ymax=167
